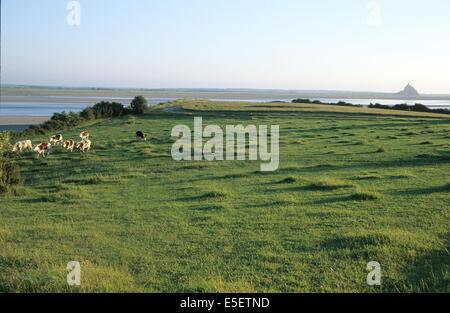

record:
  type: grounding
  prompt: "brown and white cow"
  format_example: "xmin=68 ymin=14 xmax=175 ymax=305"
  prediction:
xmin=34 ymin=143 xmax=51 ymax=158
xmin=77 ymin=139 xmax=91 ymax=153
xmin=63 ymin=139 xmax=75 ymax=152
xmin=12 ymin=140 xmax=33 ymax=154
xmin=80 ymin=130 xmax=90 ymax=141
xmin=49 ymin=134 xmax=63 ymax=145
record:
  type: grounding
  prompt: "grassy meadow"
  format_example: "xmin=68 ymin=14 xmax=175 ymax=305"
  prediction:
xmin=1 ymin=100 xmax=449 ymax=292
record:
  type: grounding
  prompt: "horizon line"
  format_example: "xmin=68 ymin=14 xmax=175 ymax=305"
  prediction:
xmin=2 ymin=83 xmax=450 ymax=96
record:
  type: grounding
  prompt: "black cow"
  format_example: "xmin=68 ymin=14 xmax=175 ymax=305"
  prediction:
xmin=136 ymin=131 xmax=146 ymax=141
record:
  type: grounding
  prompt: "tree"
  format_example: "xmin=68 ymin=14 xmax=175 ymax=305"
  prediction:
xmin=130 ymin=96 xmax=148 ymax=115
xmin=80 ymin=107 xmax=96 ymax=120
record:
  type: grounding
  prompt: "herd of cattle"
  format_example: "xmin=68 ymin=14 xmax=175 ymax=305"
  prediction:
xmin=11 ymin=130 xmax=92 ymax=158
xmin=11 ymin=130 xmax=147 ymax=158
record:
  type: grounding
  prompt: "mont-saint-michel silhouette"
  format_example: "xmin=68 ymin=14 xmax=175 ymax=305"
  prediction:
xmin=396 ymin=83 xmax=420 ymax=97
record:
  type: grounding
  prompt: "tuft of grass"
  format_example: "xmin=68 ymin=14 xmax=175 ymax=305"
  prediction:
xmin=309 ymin=178 xmax=353 ymax=190
xmin=127 ymin=116 xmax=137 ymax=125
xmin=278 ymin=177 xmax=297 ymax=184
xmin=348 ymin=190 xmax=380 ymax=201
xmin=200 ymin=191 xmax=228 ymax=199
xmin=84 ymin=175 xmax=104 ymax=185
xmin=194 ymin=204 xmax=226 ymax=211
xmin=351 ymin=174 xmax=382 ymax=180
xmin=39 ymin=191 xmax=76 ymax=204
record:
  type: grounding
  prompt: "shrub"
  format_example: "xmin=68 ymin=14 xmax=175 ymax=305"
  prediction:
xmin=376 ymin=147 xmax=385 ymax=153
xmin=0 ymin=131 xmax=11 ymax=155
xmin=80 ymin=107 xmax=96 ymax=120
xmin=0 ymin=159 xmax=22 ymax=189
xmin=130 ymin=96 xmax=148 ymax=115
xmin=292 ymin=98 xmax=313 ymax=104
xmin=0 ymin=132 xmax=21 ymax=193
xmin=92 ymin=101 xmax=126 ymax=118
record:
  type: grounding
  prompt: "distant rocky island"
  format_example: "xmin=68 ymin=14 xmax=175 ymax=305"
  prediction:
xmin=396 ymin=83 xmax=420 ymax=97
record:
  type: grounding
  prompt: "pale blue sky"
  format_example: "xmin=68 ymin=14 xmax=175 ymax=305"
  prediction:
xmin=1 ymin=0 xmax=450 ymax=93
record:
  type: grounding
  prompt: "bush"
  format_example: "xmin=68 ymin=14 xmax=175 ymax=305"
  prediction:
xmin=130 ymin=96 xmax=148 ymax=115
xmin=0 ymin=159 xmax=22 ymax=190
xmin=80 ymin=107 xmax=96 ymax=120
xmin=92 ymin=101 xmax=126 ymax=118
xmin=292 ymin=98 xmax=313 ymax=104
xmin=0 ymin=131 xmax=11 ymax=155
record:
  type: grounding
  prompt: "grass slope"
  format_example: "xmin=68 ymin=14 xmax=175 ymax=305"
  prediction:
xmin=1 ymin=100 xmax=449 ymax=292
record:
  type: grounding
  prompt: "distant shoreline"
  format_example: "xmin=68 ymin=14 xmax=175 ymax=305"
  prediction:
xmin=2 ymin=85 xmax=450 ymax=102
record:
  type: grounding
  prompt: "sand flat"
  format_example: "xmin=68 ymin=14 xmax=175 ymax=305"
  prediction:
xmin=0 ymin=116 xmax=48 ymax=125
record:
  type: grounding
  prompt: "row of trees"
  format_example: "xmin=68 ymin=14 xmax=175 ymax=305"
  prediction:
xmin=292 ymin=98 xmax=450 ymax=114
xmin=80 ymin=96 xmax=148 ymax=120
xmin=292 ymin=99 xmax=357 ymax=107
xmin=20 ymin=96 xmax=149 ymax=137
xmin=368 ymin=103 xmax=450 ymax=115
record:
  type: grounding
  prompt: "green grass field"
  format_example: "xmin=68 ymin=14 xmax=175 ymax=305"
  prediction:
xmin=1 ymin=100 xmax=449 ymax=292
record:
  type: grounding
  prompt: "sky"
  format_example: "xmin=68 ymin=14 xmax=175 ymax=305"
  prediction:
xmin=1 ymin=0 xmax=450 ymax=93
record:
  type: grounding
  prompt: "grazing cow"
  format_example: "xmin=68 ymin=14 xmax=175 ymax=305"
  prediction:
xmin=136 ymin=131 xmax=146 ymax=141
xmin=80 ymin=130 xmax=90 ymax=141
xmin=34 ymin=143 xmax=51 ymax=158
xmin=12 ymin=140 xmax=33 ymax=154
xmin=63 ymin=139 xmax=75 ymax=152
xmin=49 ymin=134 xmax=63 ymax=145
xmin=77 ymin=139 xmax=91 ymax=153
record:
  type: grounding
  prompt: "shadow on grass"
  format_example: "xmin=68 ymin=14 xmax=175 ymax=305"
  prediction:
xmin=321 ymin=233 xmax=392 ymax=250
xmin=392 ymin=183 xmax=450 ymax=196
xmin=176 ymin=191 xmax=228 ymax=202
xmin=402 ymin=232 xmax=450 ymax=292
